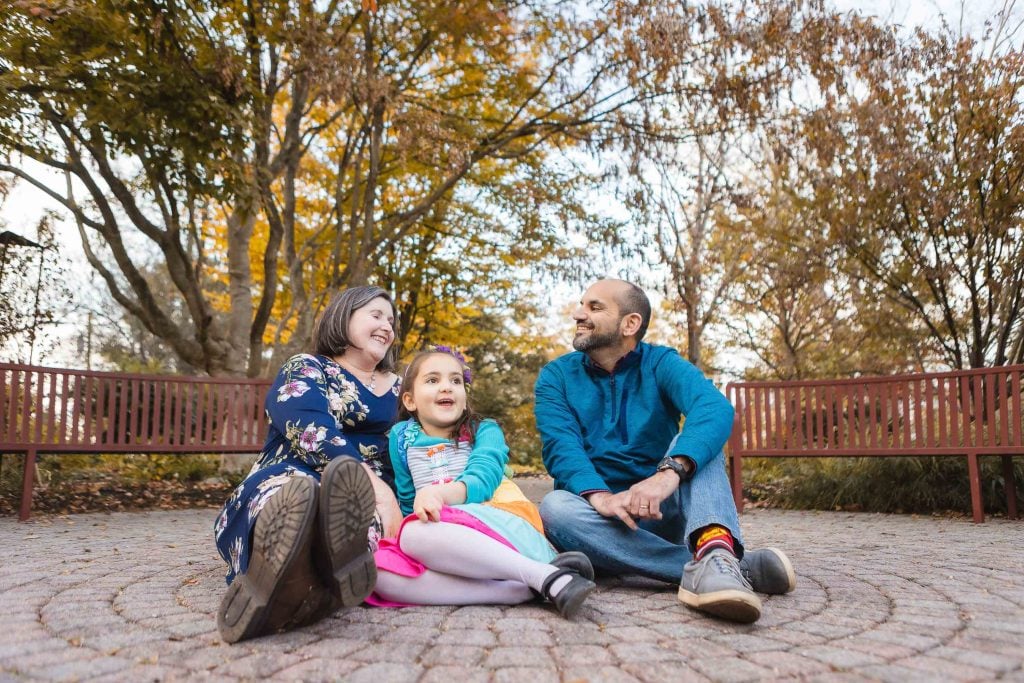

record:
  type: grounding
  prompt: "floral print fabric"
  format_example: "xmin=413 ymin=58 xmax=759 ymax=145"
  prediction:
xmin=213 ymin=353 xmax=400 ymax=584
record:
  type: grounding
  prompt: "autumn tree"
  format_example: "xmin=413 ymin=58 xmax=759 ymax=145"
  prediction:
xmin=611 ymin=0 xmax=861 ymax=372
xmin=722 ymin=149 xmax=936 ymax=380
xmin=3 ymin=0 xmax=901 ymax=379
xmin=1 ymin=0 xmax=637 ymax=376
xmin=622 ymin=132 xmax=747 ymax=371
xmin=800 ymin=24 xmax=1024 ymax=370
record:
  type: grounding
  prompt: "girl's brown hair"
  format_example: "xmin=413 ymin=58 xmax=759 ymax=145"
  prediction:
xmin=400 ymin=348 xmax=482 ymax=444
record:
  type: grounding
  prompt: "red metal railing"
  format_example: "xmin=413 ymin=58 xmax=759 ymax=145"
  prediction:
xmin=726 ymin=365 xmax=1024 ymax=522
xmin=1 ymin=363 xmax=272 ymax=520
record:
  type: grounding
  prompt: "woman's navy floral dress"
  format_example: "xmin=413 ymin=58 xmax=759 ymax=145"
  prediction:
xmin=214 ymin=353 xmax=400 ymax=584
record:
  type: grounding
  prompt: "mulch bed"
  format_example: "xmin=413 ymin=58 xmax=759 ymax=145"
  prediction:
xmin=0 ymin=475 xmax=236 ymax=517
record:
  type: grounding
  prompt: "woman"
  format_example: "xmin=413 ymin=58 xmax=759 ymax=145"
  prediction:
xmin=213 ymin=286 xmax=403 ymax=643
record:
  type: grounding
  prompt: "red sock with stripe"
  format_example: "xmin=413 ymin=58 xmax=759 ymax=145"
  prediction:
xmin=693 ymin=525 xmax=736 ymax=561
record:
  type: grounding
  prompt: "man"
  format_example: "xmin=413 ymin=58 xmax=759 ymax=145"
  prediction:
xmin=535 ymin=279 xmax=795 ymax=623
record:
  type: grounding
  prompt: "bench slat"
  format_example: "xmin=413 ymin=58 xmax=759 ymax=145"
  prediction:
xmin=1013 ymin=370 xmax=1023 ymax=447
xmin=20 ymin=370 xmax=32 ymax=444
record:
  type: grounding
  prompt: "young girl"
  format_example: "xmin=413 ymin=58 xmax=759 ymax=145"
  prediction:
xmin=367 ymin=347 xmax=596 ymax=617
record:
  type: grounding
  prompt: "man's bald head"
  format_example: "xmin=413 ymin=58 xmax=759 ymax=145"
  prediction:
xmin=601 ymin=279 xmax=652 ymax=342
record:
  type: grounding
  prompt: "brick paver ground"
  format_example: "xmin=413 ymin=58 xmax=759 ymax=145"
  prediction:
xmin=2 ymin=483 xmax=1022 ymax=682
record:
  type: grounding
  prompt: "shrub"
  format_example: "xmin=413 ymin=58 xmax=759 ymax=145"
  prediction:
xmin=743 ymin=455 xmax=1024 ymax=516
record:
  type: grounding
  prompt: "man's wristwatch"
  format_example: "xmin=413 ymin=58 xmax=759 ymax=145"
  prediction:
xmin=656 ymin=456 xmax=688 ymax=484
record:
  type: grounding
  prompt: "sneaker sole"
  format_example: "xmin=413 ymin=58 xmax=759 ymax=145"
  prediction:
xmin=762 ymin=547 xmax=797 ymax=594
xmin=217 ymin=476 xmax=318 ymax=643
xmin=677 ymin=586 xmax=762 ymax=623
xmin=318 ymin=457 xmax=377 ymax=606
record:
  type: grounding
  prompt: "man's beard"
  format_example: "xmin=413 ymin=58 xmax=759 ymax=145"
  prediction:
xmin=572 ymin=327 xmax=620 ymax=352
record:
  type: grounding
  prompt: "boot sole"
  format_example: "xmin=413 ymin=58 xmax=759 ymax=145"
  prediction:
xmin=318 ymin=457 xmax=377 ymax=606
xmin=677 ymin=586 xmax=762 ymax=623
xmin=217 ymin=476 xmax=318 ymax=643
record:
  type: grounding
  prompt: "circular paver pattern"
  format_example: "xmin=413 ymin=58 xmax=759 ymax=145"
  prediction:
xmin=1 ymin=507 xmax=1022 ymax=682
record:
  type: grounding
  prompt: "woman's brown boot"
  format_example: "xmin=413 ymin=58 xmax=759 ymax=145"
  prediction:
xmin=314 ymin=457 xmax=378 ymax=606
xmin=217 ymin=475 xmax=325 ymax=643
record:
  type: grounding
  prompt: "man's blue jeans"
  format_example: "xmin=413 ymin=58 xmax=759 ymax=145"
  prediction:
xmin=539 ymin=450 xmax=744 ymax=584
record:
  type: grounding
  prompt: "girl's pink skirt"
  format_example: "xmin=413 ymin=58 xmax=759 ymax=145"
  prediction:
xmin=365 ymin=506 xmax=518 ymax=607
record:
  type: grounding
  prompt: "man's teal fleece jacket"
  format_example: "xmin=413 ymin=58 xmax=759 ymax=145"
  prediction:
xmin=534 ymin=342 xmax=734 ymax=495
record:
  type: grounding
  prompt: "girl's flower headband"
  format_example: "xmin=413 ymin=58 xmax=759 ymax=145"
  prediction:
xmin=430 ymin=344 xmax=473 ymax=386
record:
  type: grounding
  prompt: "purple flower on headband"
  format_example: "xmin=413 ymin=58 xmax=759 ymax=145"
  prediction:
xmin=429 ymin=344 xmax=473 ymax=385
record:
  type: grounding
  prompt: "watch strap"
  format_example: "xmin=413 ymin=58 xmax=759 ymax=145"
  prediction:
xmin=656 ymin=456 xmax=687 ymax=483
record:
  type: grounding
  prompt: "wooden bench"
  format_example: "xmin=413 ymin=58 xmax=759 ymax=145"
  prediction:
xmin=1 ymin=363 xmax=271 ymax=521
xmin=725 ymin=365 xmax=1023 ymax=523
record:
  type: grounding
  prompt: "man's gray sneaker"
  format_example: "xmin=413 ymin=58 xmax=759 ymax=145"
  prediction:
xmin=678 ymin=549 xmax=761 ymax=623
xmin=740 ymin=548 xmax=796 ymax=595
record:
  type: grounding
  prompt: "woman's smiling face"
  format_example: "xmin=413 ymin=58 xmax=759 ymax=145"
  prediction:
xmin=402 ymin=353 xmax=468 ymax=437
xmin=346 ymin=296 xmax=396 ymax=362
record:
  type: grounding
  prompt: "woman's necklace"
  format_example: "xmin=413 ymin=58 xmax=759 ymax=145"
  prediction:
xmin=335 ymin=357 xmax=376 ymax=390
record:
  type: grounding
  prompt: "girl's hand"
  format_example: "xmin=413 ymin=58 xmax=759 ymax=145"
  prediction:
xmin=413 ymin=485 xmax=447 ymax=522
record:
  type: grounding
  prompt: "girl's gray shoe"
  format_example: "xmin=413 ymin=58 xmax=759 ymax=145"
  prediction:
xmin=678 ymin=549 xmax=762 ymax=623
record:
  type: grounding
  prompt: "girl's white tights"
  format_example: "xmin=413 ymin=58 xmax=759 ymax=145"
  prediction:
xmin=375 ymin=569 xmax=533 ymax=605
xmin=390 ymin=520 xmax=572 ymax=598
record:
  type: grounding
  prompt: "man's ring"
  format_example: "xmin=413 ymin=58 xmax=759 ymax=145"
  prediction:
xmin=640 ymin=504 xmax=649 ymax=509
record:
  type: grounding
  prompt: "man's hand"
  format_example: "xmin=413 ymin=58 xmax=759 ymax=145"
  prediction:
xmin=413 ymin=485 xmax=447 ymax=522
xmin=587 ymin=490 xmax=640 ymax=530
xmin=625 ymin=470 xmax=680 ymax=520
